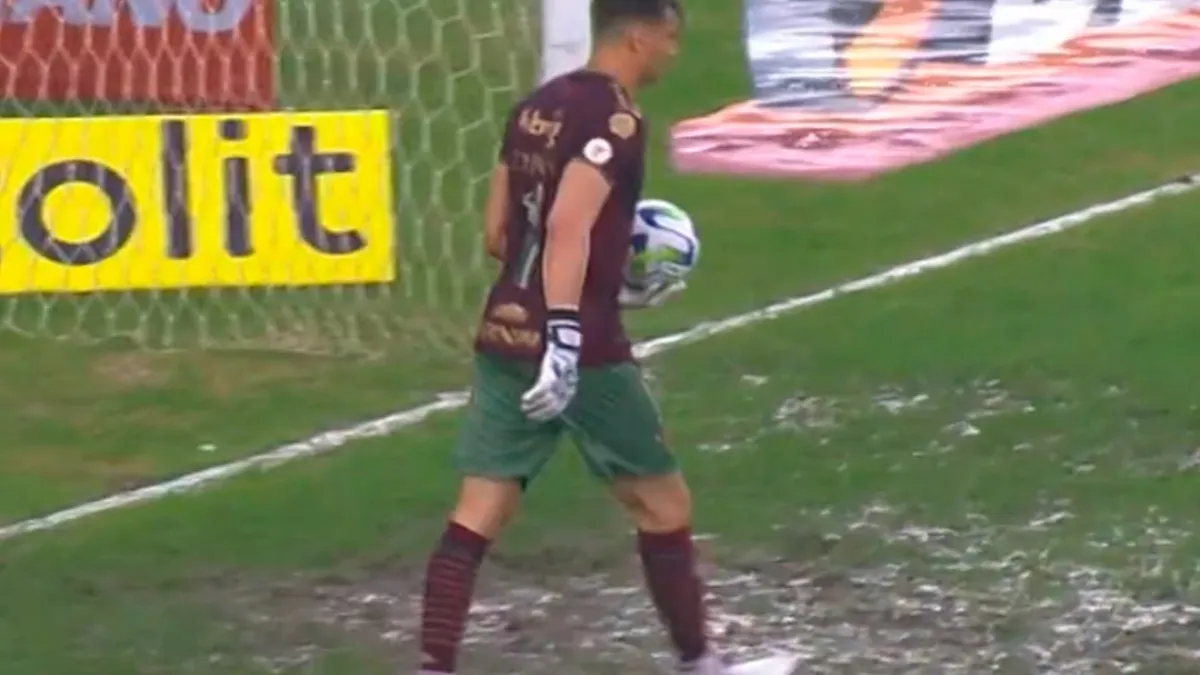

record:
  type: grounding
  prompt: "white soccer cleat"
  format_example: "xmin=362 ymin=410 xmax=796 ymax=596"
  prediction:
xmin=678 ymin=652 xmax=800 ymax=675
xmin=725 ymin=654 xmax=800 ymax=675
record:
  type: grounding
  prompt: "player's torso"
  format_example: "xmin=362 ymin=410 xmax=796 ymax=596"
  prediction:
xmin=476 ymin=71 xmax=646 ymax=367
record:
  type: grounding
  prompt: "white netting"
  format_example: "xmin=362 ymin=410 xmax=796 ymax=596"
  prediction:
xmin=0 ymin=0 xmax=540 ymax=356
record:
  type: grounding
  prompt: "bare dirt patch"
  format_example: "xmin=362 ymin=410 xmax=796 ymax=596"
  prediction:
xmin=215 ymin=506 xmax=1200 ymax=674
xmin=90 ymin=351 xmax=176 ymax=389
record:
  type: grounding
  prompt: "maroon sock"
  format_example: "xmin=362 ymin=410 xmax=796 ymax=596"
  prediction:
xmin=638 ymin=527 xmax=709 ymax=662
xmin=419 ymin=521 xmax=490 ymax=674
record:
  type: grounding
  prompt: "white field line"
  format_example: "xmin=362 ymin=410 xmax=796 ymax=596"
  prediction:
xmin=0 ymin=174 xmax=1195 ymax=543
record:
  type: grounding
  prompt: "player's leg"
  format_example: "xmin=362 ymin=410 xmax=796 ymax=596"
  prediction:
xmin=418 ymin=353 xmax=560 ymax=675
xmin=565 ymin=363 xmax=714 ymax=670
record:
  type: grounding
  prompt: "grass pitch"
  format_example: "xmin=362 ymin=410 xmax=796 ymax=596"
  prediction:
xmin=1 ymin=0 xmax=1200 ymax=673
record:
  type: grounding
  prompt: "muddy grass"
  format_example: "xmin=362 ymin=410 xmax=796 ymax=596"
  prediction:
xmin=207 ymin=505 xmax=1200 ymax=675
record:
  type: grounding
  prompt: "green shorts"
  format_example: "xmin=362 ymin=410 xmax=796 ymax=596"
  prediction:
xmin=453 ymin=352 xmax=677 ymax=485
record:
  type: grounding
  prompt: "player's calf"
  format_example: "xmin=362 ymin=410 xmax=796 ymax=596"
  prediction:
xmin=611 ymin=472 xmax=711 ymax=666
xmin=610 ymin=470 xmax=693 ymax=533
xmin=419 ymin=477 xmax=522 ymax=674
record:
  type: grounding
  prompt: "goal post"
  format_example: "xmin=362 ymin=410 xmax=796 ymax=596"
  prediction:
xmin=0 ymin=0 xmax=591 ymax=357
xmin=541 ymin=0 xmax=593 ymax=83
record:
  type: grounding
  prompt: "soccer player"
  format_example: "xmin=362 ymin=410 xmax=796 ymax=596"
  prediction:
xmin=416 ymin=2 xmax=794 ymax=674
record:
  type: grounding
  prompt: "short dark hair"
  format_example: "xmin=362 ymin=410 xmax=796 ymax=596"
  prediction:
xmin=592 ymin=0 xmax=682 ymax=38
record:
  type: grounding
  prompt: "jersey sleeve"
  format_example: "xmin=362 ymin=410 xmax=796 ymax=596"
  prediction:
xmin=569 ymin=91 xmax=644 ymax=184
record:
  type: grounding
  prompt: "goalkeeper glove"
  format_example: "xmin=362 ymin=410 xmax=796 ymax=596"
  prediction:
xmin=520 ymin=308 xmax=582 ymax=422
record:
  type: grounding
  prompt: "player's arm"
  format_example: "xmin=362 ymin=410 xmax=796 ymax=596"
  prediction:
xmin=483 ymin=162 xmax=508 ymax=261
xmin=542 ymin=162 xmax=611 ymax=309
xmin=543 ymin=103 xmax=636 ymax=309
xmin=520 ymin=102 xmax=635 ymax=422
xmin=521 ymin=161 xmax=610 ymax=422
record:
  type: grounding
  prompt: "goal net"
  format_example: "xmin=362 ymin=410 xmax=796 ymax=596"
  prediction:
xmin=0 ymin=0 xmax=589 ymax=357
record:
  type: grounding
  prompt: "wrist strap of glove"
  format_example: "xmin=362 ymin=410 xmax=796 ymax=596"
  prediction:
xmin=545 ymin=307 xmax=582 ymax=353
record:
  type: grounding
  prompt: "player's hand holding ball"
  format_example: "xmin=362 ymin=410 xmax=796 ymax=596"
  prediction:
xmin=520 ymin=308 xmax=582 ymax=421
xmin=620 ymin=199 xmax=699 ymax=310
xmin=618 ymin=280 xmax=686 ymax=308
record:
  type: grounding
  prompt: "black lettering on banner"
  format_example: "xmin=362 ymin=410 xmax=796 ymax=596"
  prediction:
xmin=161 ymin=120 xmax=193 ymax=259
xmin=18 ymin=160 xmax=136 ymax=266
xmin=272 ymin=126 xmax=365 ymax=254
xmin=219 ymin=118 xmax=253 ymax=257
xmin=15 ymin=118 xmax=370 ymax=269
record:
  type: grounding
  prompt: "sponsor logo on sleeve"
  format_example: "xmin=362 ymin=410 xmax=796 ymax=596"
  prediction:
xmin=583 ymin=138 xmax=614 ymax=166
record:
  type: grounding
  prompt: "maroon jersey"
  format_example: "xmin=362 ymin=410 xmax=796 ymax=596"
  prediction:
xmin=474 ymin=70 xmax=646 ymax=367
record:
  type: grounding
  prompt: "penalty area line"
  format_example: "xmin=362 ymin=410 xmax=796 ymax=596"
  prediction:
xmin=0 ymin=173 xmax=1195 ymax=543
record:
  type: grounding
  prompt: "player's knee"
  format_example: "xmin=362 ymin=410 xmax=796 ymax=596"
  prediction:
xmin=611 ymin=472 xmax=693 ymax=533
xmin=450 ymin=476 xmax=523 ymax=539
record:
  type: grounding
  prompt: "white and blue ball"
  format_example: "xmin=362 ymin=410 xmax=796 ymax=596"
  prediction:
xmin=626 ymin=198 xmax=699 ymax=290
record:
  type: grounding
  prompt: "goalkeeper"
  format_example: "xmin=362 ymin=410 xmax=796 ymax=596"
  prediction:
xmin=414 ymin=2 xmax=780 ymax=674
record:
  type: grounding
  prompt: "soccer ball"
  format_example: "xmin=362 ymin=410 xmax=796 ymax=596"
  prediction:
xmin=626 ymin=198 xmax=699 ymax=290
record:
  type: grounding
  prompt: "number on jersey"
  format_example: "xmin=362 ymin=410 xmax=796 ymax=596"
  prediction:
xmin=512 ymin=185 xmax=545 ymax=289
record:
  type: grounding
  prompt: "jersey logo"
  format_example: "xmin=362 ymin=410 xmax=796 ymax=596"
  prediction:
xmin=518 ymin=108 xmax=564 ymax=149
xmin=608 ymin=112 xmax=638 ymax=140
xmin=583 ymin=137 xmax=614 ymax=166
xmin=489 ymin=302 xmax=529 ymax=324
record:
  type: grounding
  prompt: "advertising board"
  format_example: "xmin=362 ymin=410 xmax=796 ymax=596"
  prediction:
xmin=0 ymin=111 xmax=395 ymax=294
xmin=672 ymin=0 xmax=1200 ymax=179
xmin=0 ymin=0 xmax=274 ymax=108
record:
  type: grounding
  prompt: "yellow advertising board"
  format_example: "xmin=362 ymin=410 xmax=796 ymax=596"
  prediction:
xmin=0 ymin=111 xmax=394 ymax=293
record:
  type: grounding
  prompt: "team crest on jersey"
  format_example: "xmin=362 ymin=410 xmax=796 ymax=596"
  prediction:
xmin=489 ymin=302 xmax=529 ymax=324
xmin=608 ymin=112 xmax=638 ymax=140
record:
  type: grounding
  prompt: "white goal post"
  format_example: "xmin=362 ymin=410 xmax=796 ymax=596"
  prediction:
xmin=541 ymin=0 xmax=594 ymax=83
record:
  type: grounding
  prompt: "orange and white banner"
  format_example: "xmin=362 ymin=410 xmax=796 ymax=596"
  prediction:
xmin=0 ymin=0 xmax=274 ymax=109
xmin=672 ymin=0 xmax=1200 ymax=180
